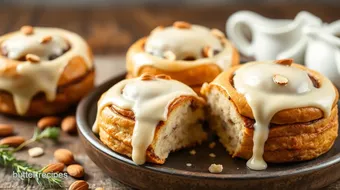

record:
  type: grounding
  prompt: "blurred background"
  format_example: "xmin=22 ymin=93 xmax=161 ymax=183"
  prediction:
xmin=0 ymin=0 xmax=339 ymax=55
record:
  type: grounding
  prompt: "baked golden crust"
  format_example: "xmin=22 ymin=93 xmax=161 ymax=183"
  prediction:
xmin=206 ymin=63 xmax=339 ymax=124
xmin=0 ymin=30 xmax=94 ymax=116
xmin=0 ymin=70 xmax=94 ymax=116
xmin=97 ymin=96 xmax=206 ymax=164
xmin=126 ymin=37 xmax=239 ymax=89
xmin=235 ymin=101 xmax=338 ymax=163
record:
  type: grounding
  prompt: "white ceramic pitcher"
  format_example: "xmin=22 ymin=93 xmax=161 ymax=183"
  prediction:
xmin=304 ymin=21 xmax=340 ymax=88
xmin=226 ymin=11 xmax=322 ymax=64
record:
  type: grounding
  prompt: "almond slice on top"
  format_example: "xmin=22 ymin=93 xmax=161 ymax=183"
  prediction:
xmin=173 ymin=21 xmax=191 ymax=29
xmin=202 ymin=46 xmax=214 ymax=58
xmin=211 ymin=28 xmax=225 ymax=39
xmin=26 ymin=54 xmax=41 ymax=63
xmin=140 ymin=73 xmax=154 ymax=81
xmin=163 ymin=50 xmax=176 ymax=61
xmin=20 ymin=25 xmax=34 ymax=35
xmin=275 ymin=59 xmax=293 ymax=66
xmin=273 ymin=74 xmax=289 ymax=86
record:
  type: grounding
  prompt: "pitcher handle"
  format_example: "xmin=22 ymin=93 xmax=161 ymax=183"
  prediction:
xmin=226 ymin=11 xmax=256 ymax=56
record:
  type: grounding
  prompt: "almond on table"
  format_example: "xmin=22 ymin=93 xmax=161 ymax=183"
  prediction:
xmin=0 ymin=136 xmax=25 ymax=147
xmin=69 ymin=180 xmax=89 ymax=190
xmin=38 ymin=116 xmax=61 ymax=130
xmin=54 ymin=148 xmax=75 ymax=165
xmin=0 ymin=124 xmax=14 ymax=137
xmin=67 ymin=164 xmax=85 ymax=178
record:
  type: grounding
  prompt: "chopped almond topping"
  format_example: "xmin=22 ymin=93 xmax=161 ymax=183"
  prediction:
xmin=211 ymin=28 xmax=225 ymax=39
xmin=209 ymin=153 xmax=216 ymax=158
xmin=209 ymin=164 xmax=223 ymax=173
xmin=209 ymin=142 xmax=216 ymax=149
xmin=275 ymin=59 xmax=293 ymax=66
xmin=189 ymin=149 xmax=196 ymax=155
xmin=26 ymin=54 xmax=40 ymax=63
xmin=155 ymin=74 xmax=171 ymax=80
xmin=40 ymin=35 xmax=53 ymax=44
xmin=173 ymin=21 xmax=191 ymax=29
xmin=186 ymin=163 xmax=192 ymax=167
xmin=163 ymin=50 xmax=176 ymax=61
xmin=20 ymin=25 xmax=34 ymax=35
xmin=273 ymin=74 xmax=289 ymax=85
xmin=202 ymin=46 xmax=214 ymax=58
xmin=140 ymin=73 xmax=154 ymax=81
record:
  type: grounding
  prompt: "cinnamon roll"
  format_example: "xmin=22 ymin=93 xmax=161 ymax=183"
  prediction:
xmin=92 ymin=74 xmax=207 ymax=165
xmin=201 ymin=59 xmax=339 ymax=170
xmin=126 ymin=21 xmax=239 ymax=93
xmin=0 ymin=26 xmax=94 ymax=116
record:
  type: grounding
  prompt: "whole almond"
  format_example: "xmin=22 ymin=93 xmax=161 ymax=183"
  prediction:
xmin=69 ymin=180 xmax=89 ymax=190
xmin=0 ymin=124 xmax=14 ymax=137
xmin=62 ymin=116 xmax=77 ymax=134
xmin=275 ymin=59 xmax=293 ymax=66
xmin=67 ymin=164 xmax=84 ymax=178
xmin=54 ymin=148 xmax=74 ymax=165
xmin=38 ymin=116 xmax=61 ymax=130
xmin=43 ymin=163 xmax=65 ymax=173
xmin=0 ymin=136 xmax=25 ymax=147
xmin=26 ymin=54 xmax=40 ymax=63
xmin=20 ymin=25 xmax=34 ymax=35
xmin=173 ymin=21 xmax=191 ymax=29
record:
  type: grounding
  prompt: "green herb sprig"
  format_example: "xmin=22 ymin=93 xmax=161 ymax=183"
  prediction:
xmin=0 ymin=127 xmax=63 ymax=188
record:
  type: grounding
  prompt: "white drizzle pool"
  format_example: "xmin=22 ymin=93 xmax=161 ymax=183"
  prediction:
xmin=130 ymin=25 xmax=234 ymax=76
xmin=233 ymin=61 xmax=336 ymax=170
xmin=0 ymin=27 xmax=93 ymax=115
xmin=92 ymin=77 xmax=198 ymax=165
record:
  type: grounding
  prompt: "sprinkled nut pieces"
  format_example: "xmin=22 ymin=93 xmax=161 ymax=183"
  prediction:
xmin=189 ymin=149 xmax=196 ymax=155
xmin=275 ymin=58 xmax=293 ymax=66
xmin=28 ymin=147 xmax=44 ymax=157
xmin=186 ymin=163 xmax=192 ymax=167
xmin=20 ymin=25 xmax=34 ymax=35
xmin=40 ymin=35 xmax=53 ymax=44
xmin=273 ymin=74 xmax=289 ymax=86
xmin=26 ymin=54 xmax=41 ymax=63
xmin=208 ymin=164 xmax=223 ymax=173
xmin=209 ymin=153 xmax=216 ymax=158
xmin=163 ymin=50 xmax=176 ymax=61
xmin=140 ymin=73 xmax=154 ymax=81
xmin=155 ymin=74 xmax=171 ymax=80
xmin=173 ymin=21 xmax=191 ymax=29
xmin=209 ymin=142 xmax=216 ymax=149
xmin=211 ymin=28 xmax=225 ymax=39
xmin=202 ymin=46 xmax=214 ymax=58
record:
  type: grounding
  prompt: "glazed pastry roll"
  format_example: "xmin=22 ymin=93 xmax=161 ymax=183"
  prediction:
xmin=92 ymin=74 xmax=207 ymax=165
xmin=126 ymin=21 xmax=239 ymax=93
xmin=0 ymin=26 xmax=94 ymax=116
xmin=201 ymin=59 xmax=339 ymax=170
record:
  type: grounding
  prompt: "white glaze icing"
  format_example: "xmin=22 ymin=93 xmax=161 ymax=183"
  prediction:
xmin=145 ymin=25 xmax=222 ymax=60
xmin=131 ymin=25 xmax=233 ymax=76
xmin=92 ymin=78 xmax=198 ymax=165
xmin=233 ymin=61 xmax=336 ymax=170
xmin=0 ymin=27 xmax=93 ymax=115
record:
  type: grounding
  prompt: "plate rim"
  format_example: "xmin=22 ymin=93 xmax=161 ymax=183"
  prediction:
xmin=76 ymin=72 xmax=340 ymax=180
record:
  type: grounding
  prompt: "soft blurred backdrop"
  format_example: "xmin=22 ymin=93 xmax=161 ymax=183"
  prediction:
xmin=0 ymin=0 xmax=339 ymax=55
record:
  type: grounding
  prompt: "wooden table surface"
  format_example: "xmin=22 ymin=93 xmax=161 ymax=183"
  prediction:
xmin=0 ymin=3 xmax=340 ymax=189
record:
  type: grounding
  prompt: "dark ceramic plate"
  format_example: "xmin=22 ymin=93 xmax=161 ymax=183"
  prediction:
xmin=77 ymin=73 xmax=340 ymax=190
